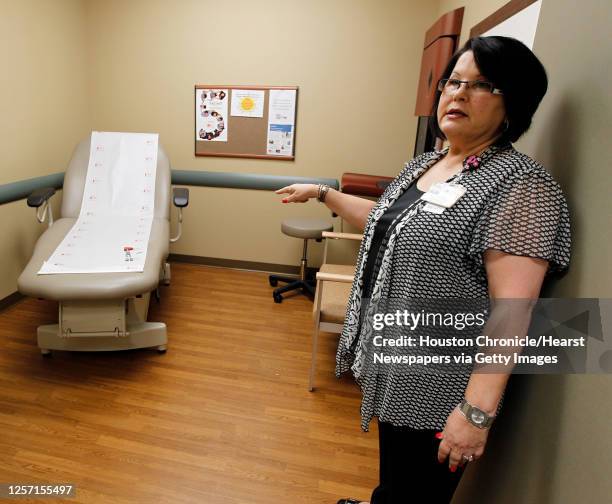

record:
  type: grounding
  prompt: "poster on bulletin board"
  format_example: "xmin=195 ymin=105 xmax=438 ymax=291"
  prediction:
xmin=195 ymin=85 xmax=298 ymax=160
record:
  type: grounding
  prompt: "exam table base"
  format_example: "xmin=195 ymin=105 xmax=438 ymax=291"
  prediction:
xmin=37 ymin=323 xmax=167 ymax=354
xmin=36 ymin=294 xmax=168 ymax=354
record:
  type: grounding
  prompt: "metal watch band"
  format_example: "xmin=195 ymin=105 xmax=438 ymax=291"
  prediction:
xmin=458 ymin=398 xmax=495 ymax=429
xmin=317 ymin=184 xmax=330 ymax=203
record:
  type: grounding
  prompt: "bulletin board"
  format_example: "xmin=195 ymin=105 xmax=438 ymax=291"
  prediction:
xmin=195 ymin=85 xmax=298 ymax=160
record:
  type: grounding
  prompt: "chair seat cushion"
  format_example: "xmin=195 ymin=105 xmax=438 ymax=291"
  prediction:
xmin=281 ymin=218 xmax=333 ymax=239
xmin=18 ymin=218 xmax=169 ymax=301
xmin=314 ymin=264 xmax=355 ymax=324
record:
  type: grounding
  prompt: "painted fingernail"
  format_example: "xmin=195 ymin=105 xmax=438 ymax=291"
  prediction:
xmin=435 ymin=432 xmax=443 ymax=439
xmin=282 ymin=199 xmax=288 ymax=203
xmin=450 ymin=465 xmax=457 ymax=473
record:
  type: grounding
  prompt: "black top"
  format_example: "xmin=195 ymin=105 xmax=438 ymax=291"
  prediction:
xmin=361 ymin=180 xmax=424 ymax=299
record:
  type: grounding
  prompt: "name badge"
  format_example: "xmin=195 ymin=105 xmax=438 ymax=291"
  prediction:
xmin=422 ymin=202 xmax=445 ymax=214
xmin=421 ymin=182 xmax=466 ymax=208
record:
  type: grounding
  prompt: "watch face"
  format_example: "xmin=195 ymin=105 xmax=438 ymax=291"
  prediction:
xmin=471 ymin=409 xmax=486 ymax=424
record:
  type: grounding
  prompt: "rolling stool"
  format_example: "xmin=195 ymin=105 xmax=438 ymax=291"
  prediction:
xmin=269 ymin=218 xmax=333 ymax=303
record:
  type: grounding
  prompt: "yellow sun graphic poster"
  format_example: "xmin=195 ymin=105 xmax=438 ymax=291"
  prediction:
xmin=230 ymin=90 xmax=265 ymax=117
xmin=241 ymin=97 xmax=255 ymax=111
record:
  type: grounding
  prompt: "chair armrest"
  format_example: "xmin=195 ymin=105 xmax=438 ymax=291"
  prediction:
xmin=170 ymin=188 xmax=189 ymax=243
xmin=316 ymin=272 xmax=354 ymax=283
xmin=173 ymin=187 xmax=189 ymax=208
xmin=322 ymin=231 xmax=362 ymax=241
xmin=27 ymin=187 xmax=56 ymax=208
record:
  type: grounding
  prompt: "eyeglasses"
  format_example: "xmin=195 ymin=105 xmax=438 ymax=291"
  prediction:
xmin=437 ymin=78 xmax=503 ymax=95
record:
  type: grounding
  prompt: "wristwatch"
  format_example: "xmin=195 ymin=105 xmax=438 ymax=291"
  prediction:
xmin=458 ymin=398 xmax=495 ymax=429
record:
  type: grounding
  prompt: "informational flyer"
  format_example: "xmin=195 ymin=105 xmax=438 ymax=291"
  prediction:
xmin=266 ymin=89 xmax=296 ymax=156
xmin=38 ymin=131 xmax=158 ymax=274
xmin=196 ymin=88 xmax=228 ymax=142
xmin=230 ymin=89 xmax=265 ymax=117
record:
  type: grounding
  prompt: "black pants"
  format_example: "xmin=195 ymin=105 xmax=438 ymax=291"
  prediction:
xmin=370 ymin=421 xmax=465 ymax=504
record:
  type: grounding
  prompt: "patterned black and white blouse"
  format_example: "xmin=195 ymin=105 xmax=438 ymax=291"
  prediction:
xmin=335 ymin=142 xmax=572 ymax=431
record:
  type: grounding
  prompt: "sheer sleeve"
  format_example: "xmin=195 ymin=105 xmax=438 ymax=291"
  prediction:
xmin=468 ymin=170 xmax=572 ymax=274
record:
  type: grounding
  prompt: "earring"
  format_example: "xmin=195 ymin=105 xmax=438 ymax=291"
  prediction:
xmin=503 ymin=118 xmax=510 ymax=132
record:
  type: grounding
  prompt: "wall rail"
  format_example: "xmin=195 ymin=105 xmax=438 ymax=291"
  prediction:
xmin=0 ymin=170 xmax=339 ymax=206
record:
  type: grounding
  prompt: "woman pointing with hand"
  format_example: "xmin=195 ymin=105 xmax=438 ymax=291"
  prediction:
xmin=277 ymin=36 xmax=571 ymax=504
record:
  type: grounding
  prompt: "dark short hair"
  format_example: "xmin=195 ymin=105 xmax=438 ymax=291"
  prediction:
xmin=429 ymin=36 xmax=548 ymax=144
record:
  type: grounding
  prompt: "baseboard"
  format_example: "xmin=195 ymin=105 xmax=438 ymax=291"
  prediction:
xmin=168 ymin=254 xmax=318 ymax=276
xmin=0 ymin=291 xmax=24 ymax=312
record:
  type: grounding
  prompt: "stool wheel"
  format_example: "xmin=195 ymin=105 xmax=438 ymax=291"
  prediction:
xmin=269 ymin=277 xmax=278 ymax=287
xmin=273 ymin=292 xmax=283 ymax=304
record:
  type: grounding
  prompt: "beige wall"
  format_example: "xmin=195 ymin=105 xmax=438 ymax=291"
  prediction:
xmin=515 ymin=6 xmax=611 ymax=300
xmin=1 ymin=0 xmax=439 ymax=293
xmin=85 ymin=0 xmax=439 ymax=267
xmin=439 ymin=1 xmax=612 ymax=503
xmin=0 ymin=0 xmax=90 ymax=299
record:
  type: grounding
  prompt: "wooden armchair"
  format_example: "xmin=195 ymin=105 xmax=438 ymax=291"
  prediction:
xmin=309 ymin=231 xmax=362 ymax=391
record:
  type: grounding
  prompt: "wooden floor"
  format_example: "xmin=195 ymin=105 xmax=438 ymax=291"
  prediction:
xmin=0 ymin=263 xmax=378 ymax=504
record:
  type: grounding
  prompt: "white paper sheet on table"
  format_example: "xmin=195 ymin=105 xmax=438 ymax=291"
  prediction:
xmin=38 ymin=131 xmax=158 ymax=274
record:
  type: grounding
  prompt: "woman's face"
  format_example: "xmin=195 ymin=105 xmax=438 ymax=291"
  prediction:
xmin=437 ymin=50 xmax=506 ymax=146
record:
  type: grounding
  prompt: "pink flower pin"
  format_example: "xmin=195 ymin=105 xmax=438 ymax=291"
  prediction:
xmin=465 ymin=155 xmax=480 ymax=169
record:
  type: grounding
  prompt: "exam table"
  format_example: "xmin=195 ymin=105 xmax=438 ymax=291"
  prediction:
xmin=17 ymin=136 xmax=188 ymax=355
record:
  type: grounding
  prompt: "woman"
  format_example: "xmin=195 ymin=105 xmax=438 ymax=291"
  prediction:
xmin=276 ymin=36 xmax=571 ymax=503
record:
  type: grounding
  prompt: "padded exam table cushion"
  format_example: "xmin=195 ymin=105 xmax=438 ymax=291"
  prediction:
xmin=18 ymin=217 xmax=169 ymax=301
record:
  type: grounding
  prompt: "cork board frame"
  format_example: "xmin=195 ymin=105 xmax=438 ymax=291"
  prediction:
xmin=195 ymin=85 xmax=298 ymax=160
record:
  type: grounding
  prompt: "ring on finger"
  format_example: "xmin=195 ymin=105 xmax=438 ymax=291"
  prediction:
xmin=462 ymin=454 xmax=474 ymax=462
